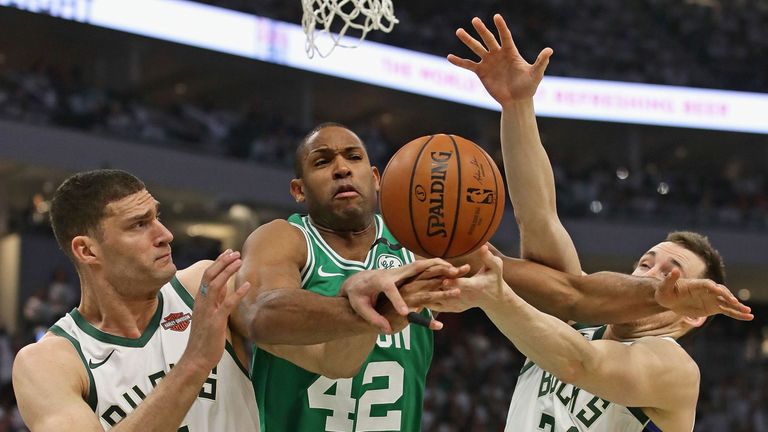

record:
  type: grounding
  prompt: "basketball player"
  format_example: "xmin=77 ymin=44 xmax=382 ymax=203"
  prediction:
xmin=440 ymin=14 xmax=754 ymax=431
xmin=12 ymin=169 xmax=260 ymax=430
xmin=231 ymin=121 xmax=748 ymax=432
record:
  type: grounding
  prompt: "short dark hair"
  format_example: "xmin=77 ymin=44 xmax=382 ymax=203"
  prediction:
xmin=294 ymin=122 xmax=361 ymax=178
xmin=665 ymin=231 xmax=727 ymax=343
xmin=50 ymin=169 xmax=146 ymax=258
xmin=665 ymin=231 xmax=726 ymax=284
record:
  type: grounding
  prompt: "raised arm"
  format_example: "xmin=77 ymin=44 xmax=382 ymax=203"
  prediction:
xmin=14 ymin=251 xmax=249 ymax=431
xmin=449 ymin=14 xmax=580 ymax=274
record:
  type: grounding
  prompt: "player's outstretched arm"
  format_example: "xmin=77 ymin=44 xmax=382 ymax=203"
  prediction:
xmin=13 ymin=250 xmax=249 ymax=431
xmin=433 ymin=248 xmax=700 ymax=431
xmin=449 ymin=14 xmax=580 ymax=275
xmin=449 ymin=249 xmax=751 ymax=323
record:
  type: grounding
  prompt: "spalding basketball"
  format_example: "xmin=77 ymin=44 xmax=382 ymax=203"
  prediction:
xmin=379 ymin=134 xmax=505 ymax=258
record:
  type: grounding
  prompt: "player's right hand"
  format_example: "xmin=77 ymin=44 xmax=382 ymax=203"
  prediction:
xmin=181 ymin=250 xmax=251 ymax=373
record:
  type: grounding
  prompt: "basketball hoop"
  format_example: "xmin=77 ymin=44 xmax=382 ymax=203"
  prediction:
xmin=301 ymin=0 xmax=398 ymax=58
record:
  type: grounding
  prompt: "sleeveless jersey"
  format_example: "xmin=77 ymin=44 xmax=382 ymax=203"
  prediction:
xmin=506 ymin=324 xmax=668 ymax=432
xmin=252 ymin=213 xmax=433 ymax=431
xmin=50 ymin=277 xmax=260 ymax=431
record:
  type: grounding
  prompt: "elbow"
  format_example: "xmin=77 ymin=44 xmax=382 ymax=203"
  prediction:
xmin=554 ymin=360 xmax=588 ymax=386
xmin=245 ymin=291 xmax=286 ymax=344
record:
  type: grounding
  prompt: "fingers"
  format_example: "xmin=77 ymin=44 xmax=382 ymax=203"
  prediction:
xmin=662 ymin=268 xmax=682 ymax=293
xmin=455 ymin=27 xmax=487 ymax=58
xmin=471 ymin=16 xmax=501 ymax=52
xmin=405 ymin=288 xmax=462 ymax=308
xmin=493 ymin=14 xmax=517 ymax=52
xmin=532 ymin=47 xmax=554 ymax=80
xmin=446 ymin=54 xmax=478 ymax=71
xmin=381 ymin=283 xmax=409 ymax=316
xmin=222 ymin=282 xmax=251 ymax=314
xmin=718 ymin=304 xmax=754 ymax=321
xmin=349 ymin=294 xmax=394 ymax=333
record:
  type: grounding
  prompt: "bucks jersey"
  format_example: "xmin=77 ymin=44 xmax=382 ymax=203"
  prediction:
xmin=49 ymin=277 xmax=260 ymax=431
xmin=252 ymin=213 xmax=433 ymax=431
xmin=506 ymin=324 xmax=665 ymax=432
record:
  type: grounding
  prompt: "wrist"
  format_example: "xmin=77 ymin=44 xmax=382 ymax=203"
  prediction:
xmin=501 ymin=98 xmax=534 ymax=112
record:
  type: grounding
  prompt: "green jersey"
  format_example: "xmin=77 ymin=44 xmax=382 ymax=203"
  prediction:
xmin=252 ymin=213 xmax=433 ymax=431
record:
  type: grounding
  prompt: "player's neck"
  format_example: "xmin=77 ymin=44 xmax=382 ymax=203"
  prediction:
xmin=309 ymin=215 xmax=377 ymax=260
xmin=77 ymin=274 xmax=160 ymax=339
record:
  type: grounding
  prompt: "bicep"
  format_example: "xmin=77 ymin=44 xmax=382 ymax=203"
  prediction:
xmin=256 ymin=343 xmax=324 ymax=375
xmin=572 ymin=338 xmax=699 ymax=410
xmin=13 ymin=344 xmax=103 ymax=431
xmin=230 ymin=221 xmax=306 ymax=337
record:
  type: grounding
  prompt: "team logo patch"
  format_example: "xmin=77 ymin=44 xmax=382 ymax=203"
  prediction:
xmin=377 ymin=254 xmax=403 ymax=269
xmin=162 ymin=312 xmax=192 ymax=332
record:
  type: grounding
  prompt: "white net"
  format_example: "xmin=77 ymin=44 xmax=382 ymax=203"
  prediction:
xmin=301 ymin=0 xmax=398 ymax=58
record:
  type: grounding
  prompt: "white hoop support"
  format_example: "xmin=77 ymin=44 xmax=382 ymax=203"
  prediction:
xmin=301 ymin=0 xmax=399 ymax=58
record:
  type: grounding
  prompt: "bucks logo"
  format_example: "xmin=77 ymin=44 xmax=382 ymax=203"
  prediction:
xmin=377 ymin=254 xmax=403 ymax=269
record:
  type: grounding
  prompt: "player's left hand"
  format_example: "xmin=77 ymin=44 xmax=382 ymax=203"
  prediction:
xmin=447 ymin=14 xmax=552 ymax=107
xmin=655 ymin=269 xmax=753 ymax=321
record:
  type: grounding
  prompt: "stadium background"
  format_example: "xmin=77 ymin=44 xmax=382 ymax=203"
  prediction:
xmin=0 ymin=1 xmax=766 ymax=430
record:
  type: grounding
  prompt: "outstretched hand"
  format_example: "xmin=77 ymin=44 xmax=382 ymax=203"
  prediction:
xmin=447 ymin=14 xmax=553 ymax=106
xmin=340 ymin=258 xmax=467 ymax=334
xmin=183 ymin=250 xmax=251 ymax=373
xmin=655 ymin=269 xmax=753 ymax=321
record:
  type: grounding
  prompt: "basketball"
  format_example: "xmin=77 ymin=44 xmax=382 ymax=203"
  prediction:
xmin=379 ymin=134 xmax=505 ymax=258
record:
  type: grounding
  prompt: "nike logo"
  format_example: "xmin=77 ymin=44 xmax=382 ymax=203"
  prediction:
xmin=317 ymin=265 xmax=344 ymax=278
xmin=88 ymin=350 xmax=115 ymax=369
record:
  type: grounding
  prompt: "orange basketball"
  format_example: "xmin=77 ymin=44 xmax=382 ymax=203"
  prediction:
xmin=379 ymin=134 xmax=505 ymax=258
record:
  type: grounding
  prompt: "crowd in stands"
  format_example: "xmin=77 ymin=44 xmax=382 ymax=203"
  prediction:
xmin=196 ymin=0 xmax=768 ymax=93
xmin=2 ymin=65 xmax=767 ymax=230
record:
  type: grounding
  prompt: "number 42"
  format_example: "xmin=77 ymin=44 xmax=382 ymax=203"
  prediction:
xmin=308 ymin=361 xmax=404 ymax=432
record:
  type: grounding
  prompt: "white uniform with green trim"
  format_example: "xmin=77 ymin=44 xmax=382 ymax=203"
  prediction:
xmin=505 ymin=324 xmax=666 ymax=432
xmin=49 ymin=277 xmax=260 ymax=431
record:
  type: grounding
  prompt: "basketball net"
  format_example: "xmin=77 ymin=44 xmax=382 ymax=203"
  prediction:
xmin=301 ymin=0 xmax=398 ymax=58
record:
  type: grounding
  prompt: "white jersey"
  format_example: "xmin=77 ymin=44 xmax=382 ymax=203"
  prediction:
xmin=505 ymin=325 xmax=664 ymax=432
xmin=50 ymin=277 xmax=260 ymax=431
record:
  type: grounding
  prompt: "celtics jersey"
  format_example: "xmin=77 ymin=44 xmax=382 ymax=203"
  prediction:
xmin=506 ymin=324 xmax=666 ymax=432
xmin=252 ymin=213 xmax=433 ymax=431
xmin=49 ymin=277 xmax=260 ymax=431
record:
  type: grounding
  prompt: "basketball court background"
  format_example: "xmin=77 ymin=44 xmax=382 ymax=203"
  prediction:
xmin=0 ymin=1 xmax=766 ymax=431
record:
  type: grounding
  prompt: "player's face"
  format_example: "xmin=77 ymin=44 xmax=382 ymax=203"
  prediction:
xmin=293 ymin=126 xmax=380 ymax=231
xmin=93 ymin=190 xmax=176 ymax=296
xmin=617 ymin=241 xmax=708 ymax=335
xmin=632 ymin=241 xmax=707 ymax=281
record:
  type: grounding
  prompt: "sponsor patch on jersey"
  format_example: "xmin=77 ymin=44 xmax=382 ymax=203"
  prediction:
xmin=162 ymin=312 xmax=192 ymax=332
xmin=377 ymin=254 xmax=403 ymax=269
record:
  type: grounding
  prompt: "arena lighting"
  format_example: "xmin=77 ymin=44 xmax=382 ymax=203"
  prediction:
xmin=3 ymin=0 xmax=768 ymax=134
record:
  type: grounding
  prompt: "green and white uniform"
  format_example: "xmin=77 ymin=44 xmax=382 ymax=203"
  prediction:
xmin=50 ymin=278 xmax=260 ymax=431
xmin=252 ymin=214 xmax=432 ymax=431
xmin=506 ymin=324 xmax=667 ymax=432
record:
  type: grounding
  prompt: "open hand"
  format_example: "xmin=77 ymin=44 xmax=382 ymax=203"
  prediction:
xmin=655 ymin=269 xmax=753 ymax=321
xmin=447 ymin=14 xmax=552 ymax=106
xmin=183 ymin=250 xmax=251 ymax=373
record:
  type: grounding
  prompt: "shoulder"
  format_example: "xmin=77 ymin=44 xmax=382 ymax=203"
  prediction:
xmin=13 ymin=333 xmax=87 ymax=392
xmin=242 ymin=219 xmax=307 ymax=263
xmin=634 ymin=336 xmax=699 ymax=378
